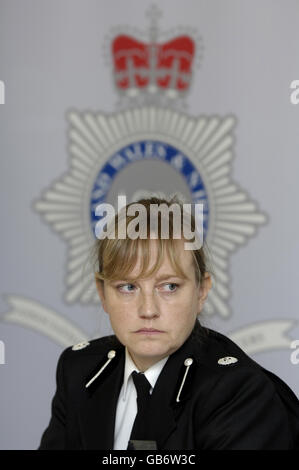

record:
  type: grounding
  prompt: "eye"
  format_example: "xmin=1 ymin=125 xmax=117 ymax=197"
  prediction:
xmin=116 ymin=283 xmax=136 ymax=293
xmin=161 ymin=283 xmax=179 ymax=293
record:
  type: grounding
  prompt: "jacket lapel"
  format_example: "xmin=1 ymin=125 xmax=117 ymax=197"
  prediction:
xmin=145 ymin=333 xmax=201 ymax=448
xmin=78 ymin=344 xmax=125 ymax=450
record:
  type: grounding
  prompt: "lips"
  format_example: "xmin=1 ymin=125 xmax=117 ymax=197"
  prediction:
xmin=135 ymin=328 xmax=164 ymax=333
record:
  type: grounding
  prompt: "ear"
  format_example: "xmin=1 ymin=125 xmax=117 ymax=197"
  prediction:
xmin=95 ymin=275 xmax=108 ymax=313
xmin=197 ymin=272 xmax=212 ymax=312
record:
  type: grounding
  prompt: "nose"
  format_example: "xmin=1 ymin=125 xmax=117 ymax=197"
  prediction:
xmin=138 ymin=289 xmax=160 ymax=318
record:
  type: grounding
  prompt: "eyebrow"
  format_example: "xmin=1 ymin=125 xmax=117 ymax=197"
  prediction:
xmin=117 ymin=274 xmax=186 ymax=282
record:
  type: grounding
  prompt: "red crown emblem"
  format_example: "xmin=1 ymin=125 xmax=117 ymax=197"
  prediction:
xmin=112 ymin=35 xmax=195 ymax=97
xmin=109 ymin=5 xmax=199 ymax=101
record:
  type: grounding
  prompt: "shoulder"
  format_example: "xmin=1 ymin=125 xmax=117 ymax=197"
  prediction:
xmin=188 ymin=327 xmax=276 ymax=416
xmin=69 ymin=334 xmax=122 ymax=354
xmin=57 ymin=334 xmax=124 ymax=371
xmin=193 ymin=325 xmax=262 ymax=374
xmin=190 ymin=324 xmax=280 ymax=391
xmin=193 ymin=325 xmax=299 ymax=407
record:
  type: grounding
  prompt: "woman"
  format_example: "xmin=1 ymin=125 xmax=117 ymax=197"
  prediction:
xmin=38 ymin=196 xmax=299 ymax=450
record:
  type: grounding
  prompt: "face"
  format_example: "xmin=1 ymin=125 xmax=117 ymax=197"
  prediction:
xmin=96 ymin=239 xmax=212 ymax=371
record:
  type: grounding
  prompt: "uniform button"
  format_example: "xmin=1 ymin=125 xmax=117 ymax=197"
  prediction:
xmin=184 ymin=358 xmax=193 ymax=366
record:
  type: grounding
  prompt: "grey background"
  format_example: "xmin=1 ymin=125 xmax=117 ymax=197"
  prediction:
xmin=0 ymin=0 xmax=299 ymax=449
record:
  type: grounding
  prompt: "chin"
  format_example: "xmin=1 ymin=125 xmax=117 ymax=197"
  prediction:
xmin=134 ymin=343 xmax=171 ymax=357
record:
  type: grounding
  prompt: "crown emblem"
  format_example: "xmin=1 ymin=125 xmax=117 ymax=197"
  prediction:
xmin=109 ymin=5 xmax=201 ymax=105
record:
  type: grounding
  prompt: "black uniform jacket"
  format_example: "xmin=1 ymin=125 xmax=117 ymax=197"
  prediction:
xmin=38 ymin=321 xmax=299 ymax=450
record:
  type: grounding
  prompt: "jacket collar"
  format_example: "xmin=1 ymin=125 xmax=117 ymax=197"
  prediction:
xmin=122 ymin=347 xmax=169 ymax=401
xmin=78 ymin=322 xmax=208 ymax=449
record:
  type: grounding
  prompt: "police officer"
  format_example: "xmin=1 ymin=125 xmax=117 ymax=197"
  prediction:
xmin=38 ymin=197 xmax=299 ymax=449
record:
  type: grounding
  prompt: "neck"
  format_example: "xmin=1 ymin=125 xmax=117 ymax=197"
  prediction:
xmin=127 ymin=350 xmax=169 ymax=372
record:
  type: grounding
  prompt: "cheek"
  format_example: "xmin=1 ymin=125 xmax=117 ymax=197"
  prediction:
xmin=104 ymin=291 xmax=125 ymax=311
xmin=106 ymin=302 xmax=132 ymax=326
xmin=108 ymin=312 xmax=126 ymax=338
xmin=171 ymin=295 xmax=199 ymax=323
xmin=172 ymin=290 xmax=198 ymax=310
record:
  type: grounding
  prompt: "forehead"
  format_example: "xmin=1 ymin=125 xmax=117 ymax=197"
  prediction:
xmin=129 ymin=239 xmax=194 ymax=278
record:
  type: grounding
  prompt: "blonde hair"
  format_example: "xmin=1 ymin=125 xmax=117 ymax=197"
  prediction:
xmin=92 ymin=195 xmax=213 ymax=288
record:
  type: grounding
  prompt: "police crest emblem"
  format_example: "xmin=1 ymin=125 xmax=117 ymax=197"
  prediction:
xmin=1 ymin=5 xmax=295 ymax=355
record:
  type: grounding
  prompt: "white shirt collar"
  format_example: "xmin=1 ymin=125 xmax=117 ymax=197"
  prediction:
xmin=122 ymin=346 xmax=169 ymax=401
